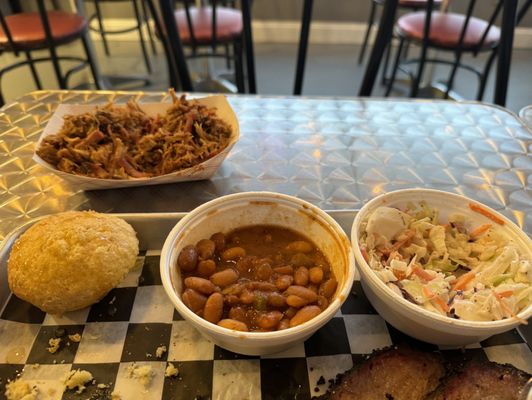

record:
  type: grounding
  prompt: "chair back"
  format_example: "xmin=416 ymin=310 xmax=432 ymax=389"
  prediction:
xmin=0 ymin=0 xmax=69 ymax=55
xmin=420 ymin=0 xmax=503 ymax=53
xmin=0 ymin=7 xmax=17 ymax=53
xmin=179 ymin=0 xmax=236 ymax=53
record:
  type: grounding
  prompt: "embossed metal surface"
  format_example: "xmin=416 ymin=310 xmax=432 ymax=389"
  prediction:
xmin=0 ymin=90 xmax=530 ymax=242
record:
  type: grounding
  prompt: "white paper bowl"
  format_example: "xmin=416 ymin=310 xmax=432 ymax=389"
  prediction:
xmin=160 ymin=191 xmax=355 ymax=355
xmin=33 ymin=95 xmax=239 ymax=190
xmin=351 ymin=188 xmax=532 ymax=346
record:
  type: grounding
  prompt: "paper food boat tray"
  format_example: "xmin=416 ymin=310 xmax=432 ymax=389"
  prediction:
xmin=32 ymin=95 xmax=239 ymax=190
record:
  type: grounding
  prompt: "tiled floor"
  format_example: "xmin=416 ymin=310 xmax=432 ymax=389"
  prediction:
xmin=1 ymin=39 xmax=531 ymax=114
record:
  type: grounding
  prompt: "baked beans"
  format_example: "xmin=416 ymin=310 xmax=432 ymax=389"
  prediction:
xmin=177 ymin=226 xmax=337 ymax=332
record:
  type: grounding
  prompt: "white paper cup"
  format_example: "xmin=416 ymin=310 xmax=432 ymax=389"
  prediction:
xmin=161 ymin=191 xmax=355 ymax=355
xmin=351 ymin=188 xmax=532 ymax=346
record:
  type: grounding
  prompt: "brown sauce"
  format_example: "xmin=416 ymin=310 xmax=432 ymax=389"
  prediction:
xmin=177 ymin=225 xmax=337 ymax=332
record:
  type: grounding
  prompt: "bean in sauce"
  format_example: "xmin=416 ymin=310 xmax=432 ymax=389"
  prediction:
xmin=177 ymin=225 xmax=337 ymax=332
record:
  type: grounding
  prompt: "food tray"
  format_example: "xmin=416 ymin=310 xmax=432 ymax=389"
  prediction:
xmin=32 ymin=95 xmax=239 ymax=190
xmin=0 ymin=212 xmax=530 ymax=400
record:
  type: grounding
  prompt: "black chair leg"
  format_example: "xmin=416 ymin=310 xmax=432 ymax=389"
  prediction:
xmin=234 ymin=38 xmax=245 ymax=93
xmin=410 ymin=43 xmax=431 ymax=98
xmin=48 ymin=49 xmax=66 ymax=89
xmin=141 ymin=0 xmax=158 ymax=55
xmin=25 ymin=51 xmax=43 ymax=89
xmin=402 ymin=39 xmax=411 ymax=60
xmin=81 ymin=33 xmax=104 ymax=89
xmin=159 ymin=0 xmax=193 ymax=91
xmin=94 ymin=0 xmax=110 ymax=56
xmin=133 ymin=0 xmax=152 ymax=74
xmin=476 ymin=49 xmax=498 ymax=101
xmin=293 ymin=0 xmax=314 ymax=95
xmin=359 ymin=0 xmax=378 ymax=65
xmin=445 ymin=50 xmax=465 ymax=99
xmin=385 ymin=37 xmax=404 ymax=97
xmin=494 ymin=0 xmax=518 ymax=107
xmin=241 ymin=0 xmax=256 ymax=94
xmin=147 ymin=0 xmax=179 ymax=89
xmin=380 ymin=40 xmax=391 ymax=85
xmin=359 ymin=0 xmax=398 ymax=96
xmin=225 ymin=44 xmax=231 ymax=69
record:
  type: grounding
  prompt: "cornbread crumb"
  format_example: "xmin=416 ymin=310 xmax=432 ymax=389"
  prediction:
xmin=68 ymin=333 xmax=82 ymax=343
xmin=156 ymin=346 xmax=167 ymax=358
xmin=111 ymin=392 xmax=122 ymax=400
xmin=5 ymin=379 xmax=38 ymax=400
xmin=165 ymin=363 xmax=179 ymax=378
xmin=127 ymin=363 xmax=153 ymax=388
xmin=47 ymin=338 xmax=61 ymax=354
xmin=64 ymin=369 xmax=93 ymax=394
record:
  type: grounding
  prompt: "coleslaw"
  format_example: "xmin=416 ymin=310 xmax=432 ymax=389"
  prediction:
xmin=359 ymin=202 xmax=531 ymax=322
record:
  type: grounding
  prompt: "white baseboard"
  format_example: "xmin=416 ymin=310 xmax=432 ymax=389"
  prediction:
xmin=91 ymin=18 xmax=532 ymax=49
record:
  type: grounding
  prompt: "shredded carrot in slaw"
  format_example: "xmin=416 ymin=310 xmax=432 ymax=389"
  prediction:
xmin=469 ymin=223 xmax=492 ymax=239
xmin=469 ymin=203 xmax=505 ymax=225
xmin=451 ymin=271 xmax=476 ymax=292
xmin=412 ymin=266 xmax=435 ymax=282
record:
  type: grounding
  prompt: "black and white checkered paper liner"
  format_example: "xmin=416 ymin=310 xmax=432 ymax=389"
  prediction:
xmin=1 ymin=251 xmax=531 ymax=400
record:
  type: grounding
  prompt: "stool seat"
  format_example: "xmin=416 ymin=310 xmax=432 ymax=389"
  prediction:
xmin=373 ymin=0 xmax=442 ymax=7
xmin=399 ymin=0 xmax=442 ymax=8
xmin=174 ymin=7 xmax=243 ymax=44
xmin=397 ymin=11 xmax=500 ymax=49
xmin=0 ymin=11 xmax=87 ymax=50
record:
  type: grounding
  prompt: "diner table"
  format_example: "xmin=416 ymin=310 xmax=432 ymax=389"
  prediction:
xmin=0 ymin=90 xmax=531 ymax=399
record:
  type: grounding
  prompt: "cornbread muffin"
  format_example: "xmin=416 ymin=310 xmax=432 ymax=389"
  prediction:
xmin=8 ymin=211 xmax=139 ymax=314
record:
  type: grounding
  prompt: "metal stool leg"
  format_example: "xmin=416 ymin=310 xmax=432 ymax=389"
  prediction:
xmin=410 ymin=0 xmax=433 ymax=98
xmin=494 ymin=0 xmax=517 ymax=107
xmin=234 ymin=38 xmax=245 ymax=93
xmin=359 ymin=0 xmax=399 ymax=96
xmin=293 ymin=0 xmax=314 ymax=95
xmin=476 ymin=49 xmax=497 ymax=101
xmin=225 ymin=44 xmax=231 ymax=69
xmin=141 ymin=0 xmax=158 ymax=55
xmin=94 ymin=0 xmax=110 ymax=56
xmin=241 ymin=0 xmax=256 ymax=94
xmin=385 ymin=37 xmax=404 ymax=96
xmin=133 ymin=0 xmax=152 ymax=74
xmin=380 ymin=40 xmax=391 ymax=85
xmin=81 ymin=34 xmax=104 ymax=89
xmin=359 ymin=0 xmax=378 ymax=64
xmin=159 ymin=0 xmax=193 ymax=91
xmin=48 ymin=49 xmax=65 ymax=88
xmin=25 ymin=51 xmax=43 ymax=89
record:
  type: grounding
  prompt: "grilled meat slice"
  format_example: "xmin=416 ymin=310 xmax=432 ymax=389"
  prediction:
xmin=325 ymin=347 xmax=446 ymax=400
xmin=429 ymin=360 xmax=531 ymax=400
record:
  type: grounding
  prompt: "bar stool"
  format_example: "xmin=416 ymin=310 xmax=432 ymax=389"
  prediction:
xmin=85 ymin=0 xmax=157 ymax=74
xmin=0 ymin=0 xmax=103 ymax=106
xmin=157 ymin=0 xmax=250 ymax=93
xmin=292 ymin=0 xmax=441 ymax=95
xmin=358 ymin=0 xmax=443 ymax=65
xmin=384 ymin=0 xmax=530 ymax=100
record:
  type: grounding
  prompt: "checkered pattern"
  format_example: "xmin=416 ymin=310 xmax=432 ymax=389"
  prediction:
xmin=1 ymin=252 xmax=531 ymax=400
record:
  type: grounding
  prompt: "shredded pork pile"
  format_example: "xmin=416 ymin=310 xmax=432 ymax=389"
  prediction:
xmin=36 ymin=93 xmax=233 ymax=179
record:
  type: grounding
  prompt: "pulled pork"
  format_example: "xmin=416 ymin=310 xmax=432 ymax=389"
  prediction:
xmin=37 ymin=93 xmax=233 ymax=179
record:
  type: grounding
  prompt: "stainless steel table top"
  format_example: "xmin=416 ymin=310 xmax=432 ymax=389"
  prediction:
xmin=0 ymin=90 xmax=530 ymax=242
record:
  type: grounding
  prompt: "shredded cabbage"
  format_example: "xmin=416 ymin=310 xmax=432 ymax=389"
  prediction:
xmin=361 ymin=203 xmax=531 ymax=322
